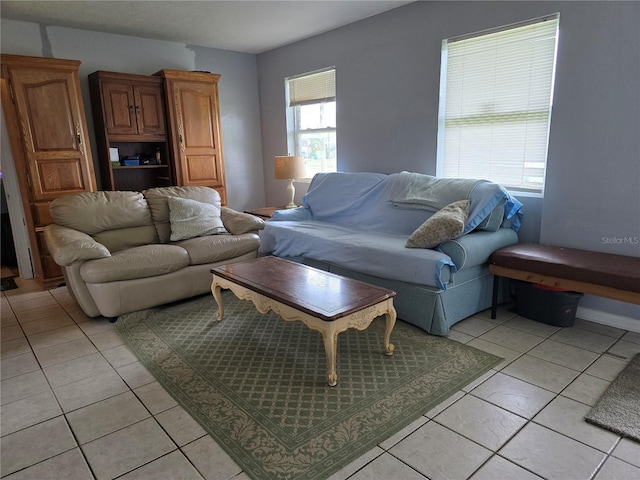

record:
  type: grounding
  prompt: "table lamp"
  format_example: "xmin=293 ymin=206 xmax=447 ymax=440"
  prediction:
xmin=274 ymin=155 xmax=306 ymax=208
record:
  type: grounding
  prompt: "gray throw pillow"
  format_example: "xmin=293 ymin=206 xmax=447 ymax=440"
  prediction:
xmin=167 ymin=196 xmax=227 ymax=241
xmin=406 ymin=199 xmax=470 ymax=249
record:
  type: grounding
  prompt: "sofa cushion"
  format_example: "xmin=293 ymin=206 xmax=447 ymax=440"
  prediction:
xmin=167 ymin=196 xmax=227 ymax=241
xmin=49 ymin=191 xmax=158 ymax=252
xmin=144 ymin=186 xmax=222 ymax=243
xmin=406 ymin=200 xmax=470 ymax=249
xmin=79 ymin=244 xmax=189 ymax=283
xmin=174 ymin=233 xmax=261 ymax=265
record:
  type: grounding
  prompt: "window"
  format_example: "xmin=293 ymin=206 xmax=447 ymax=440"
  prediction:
xmin=286 ymin=67 xmax=336 ymax=177
xmin=436 ymin=15 xmax=559 ymax=195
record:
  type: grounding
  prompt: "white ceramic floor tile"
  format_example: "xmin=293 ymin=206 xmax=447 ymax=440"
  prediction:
xmin=117 ymin=450 xmax=204 ymax=480
xmin=116 ymin=361 xmax=156 ymax=389
xmin=532 ymin=396 xmax=619 ymax=453
xmin=435 ymin=395 xmax=527 ymax=451
xmin=594 ymin=456 xmax=640 ymax=480
xmin=101 ymin=343 xmax=139 ymax=368
xmin=326 ymin=447 xmax=384 ymax=480
xmin=1 ymin=448 xmax=93 ymax=480
xmin=620 ymin=330 xmax=640 ymax=345
xmin=500 ymin=423 xmax=606 ymax=480
xmin=89 ymin=329 xmax=125 ymax=351
xmin=0 ymin=370 xmax=50 ymax=406
xmin=611 ymin=438 xmax=640 ymax=468
xmin=53 ymin=369 xmax=129 ymax=413
xmin=390 ymin=421 xmax=492 ymax=480
xmin=446 ymin=329 xmax=474 ymax=344
xmin=43 ymin=351 xmax=114 ymax=388
xmin=348 ymin=452 xmax=428 ymax=480
xmin=501 ymin=354 xmax=579 ymax=393
xmin=561 ymin=373 xmax=611 ymax=407
xmin=470 ymin=454 xmax=543 ymax=480
xmin=0 ymin=352 xmax=40 ymax=380
xmin=502 ymin=315 xmax=561 ymax=338
xmin=573 ymin=318 xmax=626 ymax=339
xmin=550 ymin=328 xmax=618 ymax=353
xmin=467 ymin=338 xmax=523 ymax=370
xmin=134 ymin=381 xmax=178 ymax=414
xmin=0 ymin=337 xmax=31 ymax=360
xmin=451 ymin=316 xmax=498 ymax=337
xmin=18 ymin=311 xmax=73 ymax=334
xmin=181 ymin=435 xmax=243 ymax=480
xmin=471 ymin=372 xmax=555 ymax=419
xmin=1 ymin=325 xmax=24 ymax=342
xmin=33 ymin=337 xmax=98 ymax=368
xmin=67 ymin=391 xmax=150 ymax=444
xmin=527 ymin=338 xmax=600 ymax=371
xmin=585 ymin=355 xmax=628 ymax=381
xmin=425 ymin=390 xmax=465 ymax=418
xmin=1 ymin=390 xmax=62 ymax=436
xmin=607 ymin=339 xmax=640 ymax=361
xmin=0 ymin=416 xmax=77 ymax=477
xmin=478 ymin=325 xmax=545 ymax=353
xmin=379 ymin=416 xmax=428 ymax=450
xmin=155 ymin=405 xmax=207 ymax=447
xmin=27 ymin=324 xmax=86 ymax=351
xmin=81 ymin=418 xmax=176 ymax=479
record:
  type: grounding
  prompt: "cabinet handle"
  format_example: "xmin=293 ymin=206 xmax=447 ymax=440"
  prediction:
xmin=76 ymin=123 xmax=84 ymax=155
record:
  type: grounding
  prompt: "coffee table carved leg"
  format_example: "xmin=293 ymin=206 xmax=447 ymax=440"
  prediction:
xmin=321 ymin=329 xmax=339 ymax=387
xmin=211 ymin=280 xmax=224 ymax=320
xmin=384 ymin=306 xmax=397 ymax=356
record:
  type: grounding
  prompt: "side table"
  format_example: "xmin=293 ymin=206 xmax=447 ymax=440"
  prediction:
xmin=244 ymin=206 xmax=284 ymax=220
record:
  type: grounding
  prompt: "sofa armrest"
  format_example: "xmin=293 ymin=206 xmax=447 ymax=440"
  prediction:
xmin=44 ymin=224 xmax=111 ymax=267
xmin=438 ymin=228 xmax=518 ymax=271
xmin=220 ymin=207 xmax=265 ymax=235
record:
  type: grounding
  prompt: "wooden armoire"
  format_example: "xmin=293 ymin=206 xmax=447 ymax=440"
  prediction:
xmin=1 ymin=54 xmax=97 ymax=288
xmin=156 ymin=70 xmax=227 ymax=204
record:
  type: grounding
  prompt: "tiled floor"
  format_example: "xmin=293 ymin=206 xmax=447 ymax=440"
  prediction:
xmin=1 ymin=278 xmax=640 ymax=480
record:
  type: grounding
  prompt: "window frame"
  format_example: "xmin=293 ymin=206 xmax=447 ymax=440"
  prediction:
xmin=285 ymin=67 xmax=337 ymax=178
xmin=436 ymin=14 xmax=560 ymax=197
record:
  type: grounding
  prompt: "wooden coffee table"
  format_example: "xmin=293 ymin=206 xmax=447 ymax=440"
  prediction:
xmin=211 ymin=256 xmax=397 ymax=386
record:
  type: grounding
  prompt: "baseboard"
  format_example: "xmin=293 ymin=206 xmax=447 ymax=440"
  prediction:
xmin=577 ymin=306 xmax=640 ymax=333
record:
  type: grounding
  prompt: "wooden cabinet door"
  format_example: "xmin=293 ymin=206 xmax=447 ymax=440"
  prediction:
xmin=102 ymin=82 xmax=138 ymax=135
xmin=1 ymin=54 xmax=96 ymax=288
xmin=160 ymin=70 xmax=226 ymax=203
xmin=134 ymin=84 xmax=165 ymax=135
xmin=7 ymin=66 xmax=96 ymax=201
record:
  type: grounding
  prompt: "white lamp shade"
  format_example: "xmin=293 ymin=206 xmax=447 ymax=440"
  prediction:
xmin=274 ymin=155 xmax=306 ymax=180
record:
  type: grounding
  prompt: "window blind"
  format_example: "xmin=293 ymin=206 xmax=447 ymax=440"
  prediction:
xmin=438 ymin=15 xmax=559 ymax=194
xmin=288 ymin=68 xmax=336 ymax=107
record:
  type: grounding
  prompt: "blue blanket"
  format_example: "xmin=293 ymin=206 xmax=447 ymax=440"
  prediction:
xmin=262 ymin=172 xmax=523 ymax=289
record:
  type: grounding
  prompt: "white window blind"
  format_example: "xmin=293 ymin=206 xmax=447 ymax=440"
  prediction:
xmin=286 ymin=67 xmax=337 ymax=176
xmin=437 ymin=14 xmax=559 ymax=194
xmin=288 ymin=68 xmax=336 ymax=106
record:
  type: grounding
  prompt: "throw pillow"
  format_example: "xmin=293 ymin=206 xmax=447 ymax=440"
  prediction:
xmin=167 ymin=196 xmax=227 ymax=241
xmin=406 ymin=199 xmax=470 ymax=249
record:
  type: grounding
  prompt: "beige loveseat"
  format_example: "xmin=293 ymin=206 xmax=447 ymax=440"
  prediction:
xmin=44 ymin=186 xmax=264 ymax=318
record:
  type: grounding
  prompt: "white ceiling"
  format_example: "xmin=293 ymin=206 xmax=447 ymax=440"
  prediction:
xmin=1 ymin=1 xmax=413 ymax=54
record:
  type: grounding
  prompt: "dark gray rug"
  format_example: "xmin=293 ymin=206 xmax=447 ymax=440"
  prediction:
xmin=1 ymin=277 xmax=18 ymax=291
xmin=585 ymin=353 xmax=640 ymax=442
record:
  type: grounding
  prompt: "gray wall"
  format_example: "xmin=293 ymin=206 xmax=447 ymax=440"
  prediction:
xmin=0 ymin=19 xmax=265 ymax=211
xmin=257 ymin=1 xmax=640 ymax=319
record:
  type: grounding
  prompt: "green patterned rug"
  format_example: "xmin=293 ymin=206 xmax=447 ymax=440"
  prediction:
xmin=116 ymin=291 xmax=501 ymax=480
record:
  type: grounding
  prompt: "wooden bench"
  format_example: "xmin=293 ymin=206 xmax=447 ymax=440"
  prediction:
xmin=489 ymin=244 xmax=640 ymax=319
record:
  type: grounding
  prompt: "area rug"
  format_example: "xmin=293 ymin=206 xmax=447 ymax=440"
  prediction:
xmin=1 ymin=277 xmax=18 ymax=291
xmin=116 ymin=291 xmax=501 ymax=479
xmin=585 ymin=353 xmax=640 ymax=442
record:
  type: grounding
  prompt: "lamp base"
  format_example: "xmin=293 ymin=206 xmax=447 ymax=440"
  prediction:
xmin=285 ymin=179 xmax=297 ymax=209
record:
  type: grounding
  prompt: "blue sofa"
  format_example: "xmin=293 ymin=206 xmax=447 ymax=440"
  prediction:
xmin=259 ymin=172 xmax=523 ymax=335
